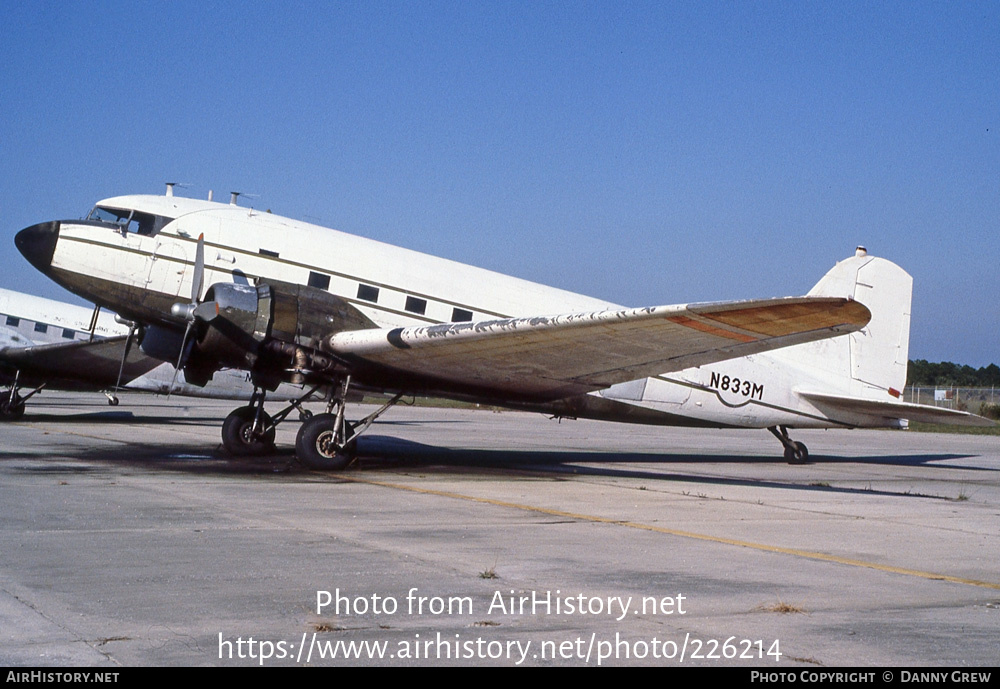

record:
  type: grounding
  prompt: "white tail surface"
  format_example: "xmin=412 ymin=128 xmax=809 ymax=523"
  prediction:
xmin=804 ymin=248 xmax=912 ymax=397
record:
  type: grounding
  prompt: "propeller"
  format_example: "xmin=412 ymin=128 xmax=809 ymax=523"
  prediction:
xmin=167 ymin=234 xmax=219 ymax=393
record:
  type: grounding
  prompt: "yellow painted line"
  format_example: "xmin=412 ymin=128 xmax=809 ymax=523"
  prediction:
xmin=338 ymin=474 xmax=1000 ymax=591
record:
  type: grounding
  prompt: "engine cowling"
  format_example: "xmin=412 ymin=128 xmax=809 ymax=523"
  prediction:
xmin=182 ymin=280 xmax=374 ymax=388
xmin=195 ymin=283 xmax=269 ymax=370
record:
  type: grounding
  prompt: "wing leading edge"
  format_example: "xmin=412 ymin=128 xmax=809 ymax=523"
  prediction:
xmin=325 ymin=296 xmax=871 ymax=400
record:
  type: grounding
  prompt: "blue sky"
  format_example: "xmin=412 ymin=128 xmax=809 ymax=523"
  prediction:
xmin=2 ymin=1 xmax=997 ymax=366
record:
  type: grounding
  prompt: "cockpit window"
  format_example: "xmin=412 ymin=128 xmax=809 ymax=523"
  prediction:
xmin=86 ymin=206 xmax=173 ymax=236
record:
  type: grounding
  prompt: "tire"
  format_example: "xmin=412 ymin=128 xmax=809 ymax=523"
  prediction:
xmin=784 ymin=441 xmax=809 ymax=464
xmin=221 ymin=406 xmax=276 ymax=456
xmin=0 ymin=391 xmax=25 ymax=421
xmin=295 ymin=413 xmax=356 ymax=470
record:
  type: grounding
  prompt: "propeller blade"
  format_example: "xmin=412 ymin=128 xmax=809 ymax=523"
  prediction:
xmin=192 ymin=301 xmax=220 ymax=322
xmin=167 ymin=233 xmax=208 ymax=397
xmin=192 ymin=233 xmax=205 ymax=304
xmin=167 ymin=320 xmax=195 ymax=397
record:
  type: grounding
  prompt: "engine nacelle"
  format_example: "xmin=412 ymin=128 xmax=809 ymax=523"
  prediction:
xmin=139 ymin=324 xmax=186 ymax=363
xmin=185 ymin=280 xmax=373 ymax=388
xmin=195 ymin=283 xmax=269 ymax=370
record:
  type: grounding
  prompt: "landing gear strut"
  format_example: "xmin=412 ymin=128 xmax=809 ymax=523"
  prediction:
xmin=295 ymin=377 xmax=403 ymax=470
xmin=1 ymin=388 xmax=26 ymax=420
xmin=0 ymin=372 xmax=43 ymax=421
xmin=769 ymin=425 xmax=809 ymax=464
xmin=221 ymin=383 xmax=325 ymax=456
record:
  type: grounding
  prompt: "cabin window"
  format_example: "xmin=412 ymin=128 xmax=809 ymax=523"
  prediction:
xmin=62 ymin=328 xmax=76 ymax=339
xmin=259 ymin=249 xmax=279 ymax=258
xmin=5 ymin=316 xmax=18 ymax=327
xmin=87 ymin=206 xmax=172 ymax=236
xmin=308 ymin=271 xmax=331 ymax=291
xmin=451 ymin=308 xmax=473 ymax=322
xmin=87 ymin=206 xmax=174 ymax=237
xmin=34 ymin=322 xmax=47 ymax=333
xmin=404 ymin=296 xmax=427 ymax=315
xmin=357 ymin=284 xmax=379 ymax=303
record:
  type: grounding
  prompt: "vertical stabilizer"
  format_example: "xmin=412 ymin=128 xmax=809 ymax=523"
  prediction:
xmin=806 ymin=248 xmax=912 ymax=397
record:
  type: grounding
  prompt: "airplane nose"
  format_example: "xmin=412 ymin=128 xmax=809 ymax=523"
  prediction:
xmin=15 ymin=221 xmax=60 ymax=271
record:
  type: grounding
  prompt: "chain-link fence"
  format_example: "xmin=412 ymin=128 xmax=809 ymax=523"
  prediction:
xmin=905 ymin=386 xmax=999 ymax=416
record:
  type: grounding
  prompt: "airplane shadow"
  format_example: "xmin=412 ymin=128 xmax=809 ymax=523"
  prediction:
xmin=10 ymin=410 xmax=236 ymax=425
xmin=2 ymin=422 xmax=993 ymax=499
xmin=348 ymin=436 xmax=992 ymax=498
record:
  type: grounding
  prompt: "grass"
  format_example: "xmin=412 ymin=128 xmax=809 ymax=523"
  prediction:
xmin=755 ymin=599 xmax=806 ymax=614
xmin=905 ymin=422 xmax=1000 ymax=435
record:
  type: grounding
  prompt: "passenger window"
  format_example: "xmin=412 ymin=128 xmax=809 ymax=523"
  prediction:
xmin=451 ymin=308 xmax=473 ymax=322
xmin=34 ymin=322 xmax=47 ymax=333
xmin=405 ymin=296 xmax=427 ymax=315
xmin=308 ymin=272 xmax=331 ymax=291
xmin=5 ymin=316 xmax=19 ymax=327
xmin=62 ymin=328 xmax=75 ymax=339
xmin=357 ymin=284 xmax=379 ymax=303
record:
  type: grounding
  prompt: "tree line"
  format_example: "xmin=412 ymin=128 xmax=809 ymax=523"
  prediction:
xmin=908 ymin=360 xmax=1000 ymax=387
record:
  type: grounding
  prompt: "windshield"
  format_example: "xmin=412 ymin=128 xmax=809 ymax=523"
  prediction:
xmin=86 ymin=206 xmax=174 ymax=236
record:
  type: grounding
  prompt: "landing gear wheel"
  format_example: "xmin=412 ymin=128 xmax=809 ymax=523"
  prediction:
xmin=784 ymin=441 xmax=809 ymax=464
xmin=0 ymin=391 xmax=25 ymax=421
xmin=108 ymin=396 xmax=120 ymax=406
xmin=295 ymin=413 xmax=356 ymax=470
xmin=222 ymin=406 xmax=276 ymax=456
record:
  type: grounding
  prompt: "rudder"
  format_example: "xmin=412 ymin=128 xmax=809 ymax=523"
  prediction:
xmin=806 ymin=247 xmax=912 ymax=397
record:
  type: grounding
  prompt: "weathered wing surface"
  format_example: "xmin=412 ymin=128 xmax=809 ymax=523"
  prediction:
xmin=0 ymin=336 xmax=159 ymax=388
xmin=326 ymin=297 xmax=871 ymax=400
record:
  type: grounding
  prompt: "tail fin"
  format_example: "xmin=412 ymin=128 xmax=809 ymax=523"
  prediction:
xmin=797 ymin=247 xmax=912 ymax=398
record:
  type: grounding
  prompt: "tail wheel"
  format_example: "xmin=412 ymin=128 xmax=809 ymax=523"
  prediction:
xmin=295 ymin=413 xmax=356 ymax=470
xmin=222 ymin=406 xmax=276 ymax=455
xmin=784 ymin=441 xmax=809 ymax=464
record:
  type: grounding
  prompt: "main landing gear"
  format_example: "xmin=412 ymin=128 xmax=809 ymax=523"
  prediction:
xmin=221 ymin=386 xmax=313 ymax=456
xmin=768 ymin=425 xmax=809 ymax=464
xmin=0 ymin=371 xmax=44 ymax=421
xmin=220 ymin=377 xmax=403 ymax=470
xmin=295 ymin=378 xmax=403 ymax=470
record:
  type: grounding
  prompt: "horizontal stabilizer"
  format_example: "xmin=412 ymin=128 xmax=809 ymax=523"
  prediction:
xmin=326 ymin=296 xmax=870 ymax=400
xmin=798 ymin=390 xmax=996 ymax=427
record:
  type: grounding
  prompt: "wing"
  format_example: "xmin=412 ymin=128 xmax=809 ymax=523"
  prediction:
xmin=325 ymin=296 xmax=871 ymax=401
xmin=0 ymin=336 xmax=160 ymax=388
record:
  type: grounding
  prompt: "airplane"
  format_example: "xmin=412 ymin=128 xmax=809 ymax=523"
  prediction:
xmin=0 ymin=286 xmax=313 ymax=418
xmin=13 ymin=186 xmax=992 ymax=468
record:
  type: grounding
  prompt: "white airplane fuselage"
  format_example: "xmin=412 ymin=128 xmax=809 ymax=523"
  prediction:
xmin=14 ymin=193 xmax=929 ymax=436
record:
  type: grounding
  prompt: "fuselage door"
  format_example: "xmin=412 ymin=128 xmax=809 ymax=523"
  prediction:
xmin=146 ymin=237 xmax=188 ymax=299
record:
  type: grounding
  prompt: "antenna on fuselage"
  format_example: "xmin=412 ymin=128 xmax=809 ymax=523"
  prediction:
xmin=165 ymin=182 xmax=190 ymax=198
xmin=208 ymin=190 xmax=213 ymax=202
xmin=230 ymin=192 xmax=241 ymax=206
